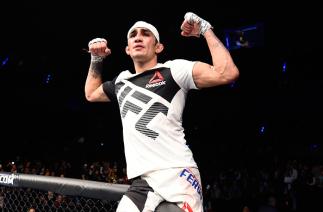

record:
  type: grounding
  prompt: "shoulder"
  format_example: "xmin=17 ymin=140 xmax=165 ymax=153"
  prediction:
xmin=161 ymin=59 xmax=197 ymax=74
xmin=160 ymin=60 xmax=197 ymax=74
xmin=115 ymin=70 xmax=134 ymax=83
xmin=163 ymin=59 xmax=194 ymax=67
xmin=161 ymin=59 xmax=198 ymax=90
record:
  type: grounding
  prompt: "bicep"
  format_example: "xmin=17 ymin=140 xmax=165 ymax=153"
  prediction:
xmin=192 ymin=62 xmax=225 ymax=88
xmin=88 ymin=85 xmax=111 ymax=102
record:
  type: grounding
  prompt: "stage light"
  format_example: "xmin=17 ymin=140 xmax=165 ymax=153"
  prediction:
xmin=1 ymin=56 xmax=9 ymax=67
xmin=282 ymin=62 xmax=287 ymax=73
xmin=224 ymin=23 xmax=264 ymax=51
xmin=45 ymin=74 xmax=52 ymax=84
xmin=260 ymin=126 xmax=265 ymax=134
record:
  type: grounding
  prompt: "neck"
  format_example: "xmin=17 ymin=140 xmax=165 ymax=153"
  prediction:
xmin=133 ymin=58 xmax=158 ymax=74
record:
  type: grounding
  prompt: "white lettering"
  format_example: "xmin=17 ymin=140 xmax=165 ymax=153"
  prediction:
xmin=145 ymin=81 xmax=166 ymax=88
xmin=0 ymin=174 xmax=16 ymax=185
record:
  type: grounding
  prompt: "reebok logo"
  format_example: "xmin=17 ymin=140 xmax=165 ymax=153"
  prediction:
xmin=145 ymin=70 xmax=166 ymax=88
xmin=149 ymin=70 xmax=164 ymax=84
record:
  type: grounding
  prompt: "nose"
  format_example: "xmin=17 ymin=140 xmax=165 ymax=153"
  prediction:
xmin=134 ymin=35 xmax=143 ymax=42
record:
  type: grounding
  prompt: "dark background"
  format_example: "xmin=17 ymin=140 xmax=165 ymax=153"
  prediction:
xmin=0 ymin=1 xmax=322 ymax=165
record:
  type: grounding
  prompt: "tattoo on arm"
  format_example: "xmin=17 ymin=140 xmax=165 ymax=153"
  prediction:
xmin=209 ymin=36 xmax=230 ymax=74
xmin=212 ymin=37 xmax=226 ymax=49
xmin=211 ymin=42 xmax=220 ymax=49
xmin=89 ymin=61 xmax=103 ymax=78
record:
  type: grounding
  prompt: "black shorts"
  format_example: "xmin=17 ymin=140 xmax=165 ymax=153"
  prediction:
xmin=124 ymin=178 xmax=183 ymax=212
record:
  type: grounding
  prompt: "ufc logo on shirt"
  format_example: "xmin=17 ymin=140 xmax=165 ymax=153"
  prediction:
xmin=118 ymin=85 xmax=169 ymax=140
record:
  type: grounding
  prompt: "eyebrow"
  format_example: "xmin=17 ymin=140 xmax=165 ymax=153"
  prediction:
xmin=129 ymin=28 xmax=153 ymax=37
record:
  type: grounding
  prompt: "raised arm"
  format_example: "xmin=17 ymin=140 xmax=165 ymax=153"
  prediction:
xmin=85 ymin=38 xmax=112 ymax=102
xmin=181 ymin=12 xmax=239 ymax=88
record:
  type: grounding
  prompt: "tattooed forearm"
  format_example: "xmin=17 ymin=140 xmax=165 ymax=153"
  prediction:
xmin=89 ymin=61 xmax=103 ymax=78
xmin=212 ymin=37 xmax=226 ymax=49
xmin=211 ymin=42 xmax=220 ymax=49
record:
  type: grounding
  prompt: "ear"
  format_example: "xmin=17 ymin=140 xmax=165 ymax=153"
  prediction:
xmin=155 ymin=43 xmax=164 ymax=54
xmin=125 ymin=46 xmax=130 ymax=55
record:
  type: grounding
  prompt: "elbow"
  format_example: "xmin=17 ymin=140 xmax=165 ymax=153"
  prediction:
xmin=85 ymin=93 xmax=96 ymax=102
xmin=231 ymin=66 xmax=240 ymax=81
xmin=226 ymin=65 xmax=239 ymax=84
xmin=85 ymin=89 xmax=109 ymax=102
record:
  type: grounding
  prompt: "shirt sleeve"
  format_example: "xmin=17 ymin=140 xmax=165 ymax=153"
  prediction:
xmin=166 ymin=59 xmax=198 ymax=91
xmin=102 ymin=77 xmax=118 ymax=102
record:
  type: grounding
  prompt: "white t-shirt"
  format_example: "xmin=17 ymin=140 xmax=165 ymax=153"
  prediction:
xmin=103 ymin=59 xmax=199 ymax=179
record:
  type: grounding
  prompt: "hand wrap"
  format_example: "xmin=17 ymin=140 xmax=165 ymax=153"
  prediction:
xmin=88 ymin=38 xmax=107 ymax=63
xmin=184 ymin=12 xmax=213 ymax=36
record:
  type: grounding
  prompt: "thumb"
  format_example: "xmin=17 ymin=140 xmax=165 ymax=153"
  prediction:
xmin=181 ymin=31 xmax=189 ymax=37
xmin=105 ymin=48 xmax=111 ymax=55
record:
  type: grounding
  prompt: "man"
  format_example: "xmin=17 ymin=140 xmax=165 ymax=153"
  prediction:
xmin=85 ymin=12 xmax=239 ymax=212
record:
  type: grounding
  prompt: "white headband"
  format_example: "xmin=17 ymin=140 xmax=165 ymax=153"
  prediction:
xmin=127 ymin=21 xmax=160 ymax=42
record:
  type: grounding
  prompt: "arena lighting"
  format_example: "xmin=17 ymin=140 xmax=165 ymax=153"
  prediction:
xmin=309 ymin=144 xmax=320 ymax=152
xmin=259 ymin=125 xmax=265 ymax=134
xmin=282 ymin=62 xmax=287 ymax=73
xmin=1 ymin=56 xmax=9 ymax=67
xmin=45 ymin=74 xmax=52 ymax=84
xmin=224 ymin=23 xmax=264 ymax=50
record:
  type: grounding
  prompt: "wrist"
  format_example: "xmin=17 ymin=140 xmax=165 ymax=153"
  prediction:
xmin=91 ymin=54 xmax=105 ymax=63
xmin=200 ymin=19 xmax=213 ymax=36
